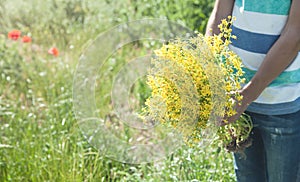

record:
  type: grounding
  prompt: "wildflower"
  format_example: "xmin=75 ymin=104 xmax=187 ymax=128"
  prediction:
xmin=48 ymin=47 xmax=59 ymax=56
xmin=8 ymin=30 xmax=21 ymax=40
xmin=22 ymin=36 xmax=32 ymax=43
xmin=143 ymin=16 xmax=253 ymax=153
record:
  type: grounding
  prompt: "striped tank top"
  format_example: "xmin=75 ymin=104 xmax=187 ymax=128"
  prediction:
xmin=230 ymin=0 xmax=300 ymax=115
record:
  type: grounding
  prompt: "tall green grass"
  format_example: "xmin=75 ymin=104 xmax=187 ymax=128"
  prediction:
xmin=0 ymin=0 xmax=236 ymax=181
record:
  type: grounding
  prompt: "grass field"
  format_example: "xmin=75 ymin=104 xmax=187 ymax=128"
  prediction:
xmin=0 ymin=0 xmax=237 ymax=181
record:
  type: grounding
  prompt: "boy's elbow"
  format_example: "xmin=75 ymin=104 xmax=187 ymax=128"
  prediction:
xmin=293 ymin=31 xmax=300 ymax=51
xmin=291 ymin=27 xmax=300 ymax=51
xmin=282 ymin=27 xmax=300 ymax=52
xmin=296 ymin=34 xmax=300 ymax=51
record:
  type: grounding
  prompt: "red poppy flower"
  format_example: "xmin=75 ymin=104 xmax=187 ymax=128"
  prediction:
xmin=48 ymin=47 xmax=59 ymax=56
xmin=8 ymin=30 xmax=21 ymax=40
xmin=22 ymin=36 xmax=32 ymax=43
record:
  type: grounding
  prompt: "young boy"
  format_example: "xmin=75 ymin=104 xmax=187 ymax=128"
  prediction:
xmin=206 ymin=0 xmax=300 ymax=181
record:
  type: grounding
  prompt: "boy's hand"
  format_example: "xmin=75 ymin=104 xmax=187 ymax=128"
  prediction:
xmin=220 ymin=90 xmax=252 ymax=126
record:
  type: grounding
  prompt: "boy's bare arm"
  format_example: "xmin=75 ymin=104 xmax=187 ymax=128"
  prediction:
xmin=205 ymin=0 xmax=235 ymax=36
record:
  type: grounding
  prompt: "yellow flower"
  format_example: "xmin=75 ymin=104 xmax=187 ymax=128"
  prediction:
xmin=143 ymin=16 xmax=253 ymax=151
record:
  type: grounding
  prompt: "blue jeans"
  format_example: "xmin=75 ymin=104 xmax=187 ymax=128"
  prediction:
xmin=233 ymin=110 xmax=300 ymax=182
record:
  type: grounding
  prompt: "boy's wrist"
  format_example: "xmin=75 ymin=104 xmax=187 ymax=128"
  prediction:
xmin=240 ymin=79 xmax=264 ymax=106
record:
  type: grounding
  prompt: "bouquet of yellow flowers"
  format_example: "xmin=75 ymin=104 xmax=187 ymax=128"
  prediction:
xmin=143 ymin=17 xmax=253 ymax=153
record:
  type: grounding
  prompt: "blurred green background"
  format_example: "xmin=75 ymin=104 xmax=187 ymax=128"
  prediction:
xmin=0 ymin=0 xmax=236 ymax=181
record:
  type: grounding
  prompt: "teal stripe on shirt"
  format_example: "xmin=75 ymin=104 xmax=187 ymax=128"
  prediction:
xmin=242 ymin=67 xmax=300 ymax=87
xmin=235 ymin=0 xmax=291 ymax=15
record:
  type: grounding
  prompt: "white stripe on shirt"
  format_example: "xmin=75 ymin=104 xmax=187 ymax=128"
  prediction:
xmin=255 ymin=82 xmax=300 ymax=104
xmin=230 ymin=45 xmax=300 ymax=71
xmin=232 ymin=5 xmax=288 ymax=35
